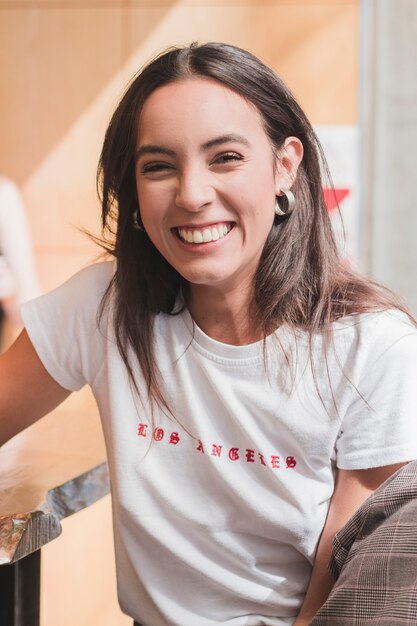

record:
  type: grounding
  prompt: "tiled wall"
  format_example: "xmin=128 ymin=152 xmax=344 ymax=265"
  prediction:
xmin=0 ymin=1 xmax=358 ymax=624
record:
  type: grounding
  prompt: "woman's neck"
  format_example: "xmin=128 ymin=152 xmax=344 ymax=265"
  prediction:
xmin=187 ymin=283 xmax=263 ymax=346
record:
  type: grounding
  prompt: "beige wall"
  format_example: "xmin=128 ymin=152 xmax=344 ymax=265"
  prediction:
xmin=0 ymin=1 xmax=358 ymax=624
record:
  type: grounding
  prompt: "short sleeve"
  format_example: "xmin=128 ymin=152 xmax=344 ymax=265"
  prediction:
xmin=336 ymin=311 xmax=417 ymax=470
xmin=21 ymin=262 xmax=114 ymax=392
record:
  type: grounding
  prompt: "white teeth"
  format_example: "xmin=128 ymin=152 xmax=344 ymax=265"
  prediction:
xmin=178 ymin=223 xmax=231 ymax=244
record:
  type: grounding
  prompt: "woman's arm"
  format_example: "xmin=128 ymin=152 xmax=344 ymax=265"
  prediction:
xmin=293 ymin=463 xmax=408 ymax=626
xmin=0 ymin=329 xmax=70 ymax=446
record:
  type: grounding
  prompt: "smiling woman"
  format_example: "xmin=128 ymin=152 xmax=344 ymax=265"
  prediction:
xmin=1 ymin=42 xmax=417 ymax=626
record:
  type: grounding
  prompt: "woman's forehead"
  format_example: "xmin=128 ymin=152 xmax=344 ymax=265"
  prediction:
xmin=137 ymin=77 xmax=266 ymax=145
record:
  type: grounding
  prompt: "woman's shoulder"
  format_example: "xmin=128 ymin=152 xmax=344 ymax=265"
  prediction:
xmin=59 ymin=259 xmax=115 ymax=296
xmin=332 ymin=308 xmax=417 ymax=360
xmin=336 ymin=308 xmax=415 ymax=334
xmin=72 ymin=258 xmax=115 ymax=281
xmin=22 ymin=260 xmax=115 ymax=324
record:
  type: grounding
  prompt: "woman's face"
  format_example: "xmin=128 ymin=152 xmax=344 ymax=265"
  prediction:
xmin=135 ymin=77 xmax=301 ymax=295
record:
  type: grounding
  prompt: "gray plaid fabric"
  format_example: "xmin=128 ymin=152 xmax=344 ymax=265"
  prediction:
xmin=310 ymin=460 xmax=417 ymax=625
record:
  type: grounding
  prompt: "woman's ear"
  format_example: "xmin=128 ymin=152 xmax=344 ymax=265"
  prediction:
xmin=274 ymin=137 xmax=304 ymax=194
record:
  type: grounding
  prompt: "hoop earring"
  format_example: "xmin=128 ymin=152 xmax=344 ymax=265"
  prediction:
xmin=275 ymin=190 xmax=295 ymax=217
xmin=133 ymin=209 xmax=144 ymax=232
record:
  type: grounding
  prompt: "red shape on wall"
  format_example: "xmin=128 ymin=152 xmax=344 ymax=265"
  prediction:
xmin=323 ymin=187 xmax=350 ymax=212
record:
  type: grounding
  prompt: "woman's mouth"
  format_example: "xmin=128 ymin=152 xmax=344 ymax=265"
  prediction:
xmin=175 ymin=222 xmax=233 ymax=244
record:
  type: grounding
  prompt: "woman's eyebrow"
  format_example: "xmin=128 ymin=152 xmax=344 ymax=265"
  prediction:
xmin=135 ymin=145 xmax=176 ymax=161
xmin=135 ymin=134 xmax=250 ymax=161
xmin=202 ymin=134 xmax=251 ymax=150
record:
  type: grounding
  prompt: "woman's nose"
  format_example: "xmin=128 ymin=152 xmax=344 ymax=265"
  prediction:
xmin=175 ymin=168 xmax=214 ymax=212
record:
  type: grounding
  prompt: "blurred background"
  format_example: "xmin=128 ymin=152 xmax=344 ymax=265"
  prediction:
xmin=0 ymin=0 xmax=416 ymax=624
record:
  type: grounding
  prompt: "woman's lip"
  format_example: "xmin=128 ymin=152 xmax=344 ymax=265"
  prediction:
xmin=172 ymin=220 xmax=234 ymax=230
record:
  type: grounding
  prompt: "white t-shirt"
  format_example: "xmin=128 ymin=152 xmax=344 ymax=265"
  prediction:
xmin=21 ymin=261 xmax=417 ymax=626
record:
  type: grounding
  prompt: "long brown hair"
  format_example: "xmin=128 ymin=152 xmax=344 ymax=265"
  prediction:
xmin=97 ymin=42 xmax=413 ymax=411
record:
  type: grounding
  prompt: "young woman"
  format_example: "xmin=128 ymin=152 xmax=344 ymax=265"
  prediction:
xmin=1 ymin=42 xmax=417 ymax=626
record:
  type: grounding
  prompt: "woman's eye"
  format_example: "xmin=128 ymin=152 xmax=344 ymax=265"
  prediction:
xmin=212 ymin=152 xmax=243 ymax=166
xmin=141 ymin=162 xmax=173 ymax=174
